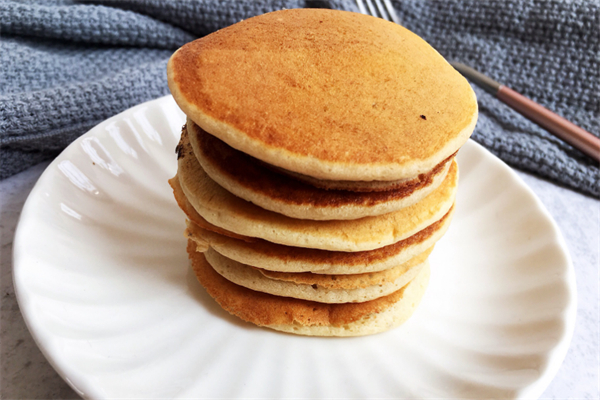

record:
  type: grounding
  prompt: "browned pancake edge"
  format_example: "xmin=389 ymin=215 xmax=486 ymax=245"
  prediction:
xmin=188 ymin=240 xmax=414 ymax=327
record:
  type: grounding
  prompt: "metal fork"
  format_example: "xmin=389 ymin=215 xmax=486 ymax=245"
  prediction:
xmin=355 ymin=0 xmax=401 ymax=25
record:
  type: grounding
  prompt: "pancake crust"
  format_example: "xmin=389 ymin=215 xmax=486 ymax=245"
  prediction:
xmin=203 ymin=248 xmax=429 ymax=303
xmin=168 ymin=9 xmax=477 ymax=181
xmin=169 ymin=175 xmax=253 ymax=243
xmin=188 ymin=120 xmax=452 ymax=220
xmin=267 ymin=161 xmax=452 ymax=192
xmin=177 ymin=133 xmax=458 ymax=252
xmin=189 ymin=240 xmax=430 ymax=336
xmin=254 ymin=247 xmax=432 ymax=289
xmin=184 ymin=207 xmax=454 ymax=274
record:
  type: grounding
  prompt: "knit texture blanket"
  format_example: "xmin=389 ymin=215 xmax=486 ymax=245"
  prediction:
xmin=1 ymin=0 xmax=598 ymax=197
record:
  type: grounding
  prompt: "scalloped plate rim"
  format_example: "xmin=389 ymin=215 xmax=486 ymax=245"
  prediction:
xmin=12 ymin=95 xmax=577 ymax=400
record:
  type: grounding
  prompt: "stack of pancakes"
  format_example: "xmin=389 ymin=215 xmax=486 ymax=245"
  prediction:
xmin=167 ymin=9 xmax=477 ymax=336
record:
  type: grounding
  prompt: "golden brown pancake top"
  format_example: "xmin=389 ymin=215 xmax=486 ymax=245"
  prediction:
xmin=168 ymin=9 xmax=477 ymax=181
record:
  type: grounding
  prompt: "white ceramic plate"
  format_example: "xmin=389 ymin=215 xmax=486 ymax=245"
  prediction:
xmin=13 ymin=96 xmax=576 ymax=399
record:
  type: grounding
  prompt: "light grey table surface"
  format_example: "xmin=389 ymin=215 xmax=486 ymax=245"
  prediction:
xmin=1 ymin=161 xmax=598 ymax=399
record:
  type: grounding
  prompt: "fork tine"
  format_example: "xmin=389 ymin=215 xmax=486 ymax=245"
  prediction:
xmin=383 ymin=0 xmax=402 ymax=25
xmin=356 ymin=0 xmax=402 ymax=25
xmin=374 ymin=0 xmax=390 ymax=21
xmin=355 ymin=0 xmax=368 ymax=15
xmin=364 ymin=0 xmax=379 ymax=18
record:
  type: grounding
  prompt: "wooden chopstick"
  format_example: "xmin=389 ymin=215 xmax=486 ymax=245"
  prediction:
xmin=451 ymin=62 xmax=600 ymax=163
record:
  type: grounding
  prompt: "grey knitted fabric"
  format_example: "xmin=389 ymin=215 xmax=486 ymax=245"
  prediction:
xmin=1 ymin=0 xmax=598 ymax=197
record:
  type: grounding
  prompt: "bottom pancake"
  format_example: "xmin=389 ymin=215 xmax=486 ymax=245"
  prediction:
xmin=188 ymin=240 xmax=430 ymax=336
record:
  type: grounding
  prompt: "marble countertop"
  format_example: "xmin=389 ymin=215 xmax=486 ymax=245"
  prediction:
xmin=1 ymin=161 xmax=598 ymax=399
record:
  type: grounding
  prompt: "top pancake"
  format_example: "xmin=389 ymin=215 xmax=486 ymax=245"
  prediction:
xmin=167 ymin=9 xmax=477 ymax=181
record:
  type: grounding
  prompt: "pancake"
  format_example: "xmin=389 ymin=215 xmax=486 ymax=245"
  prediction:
xmin=188 ymin=120 xmax=453 ymax=220
xmin=184 ymin=207 xmax=454 ymax=274
xmin=168 ymin=9 xmax=477 ymax=182
xmin=169 ymin=173 xmax=252 ymax=242
xmin=266 ymin=162 xmax=452 ymax=192
xmin=177 ymin=133 xmax=458 ymax=252
xmin=203 ymin=246 xmax=430 ymax=303
xmin=188 ymin=240 xmax=430 ymax=336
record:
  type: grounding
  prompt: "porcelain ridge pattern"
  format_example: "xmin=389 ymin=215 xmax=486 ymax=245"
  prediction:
xmin=12 ymin=96 xmax=575 ymax=398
